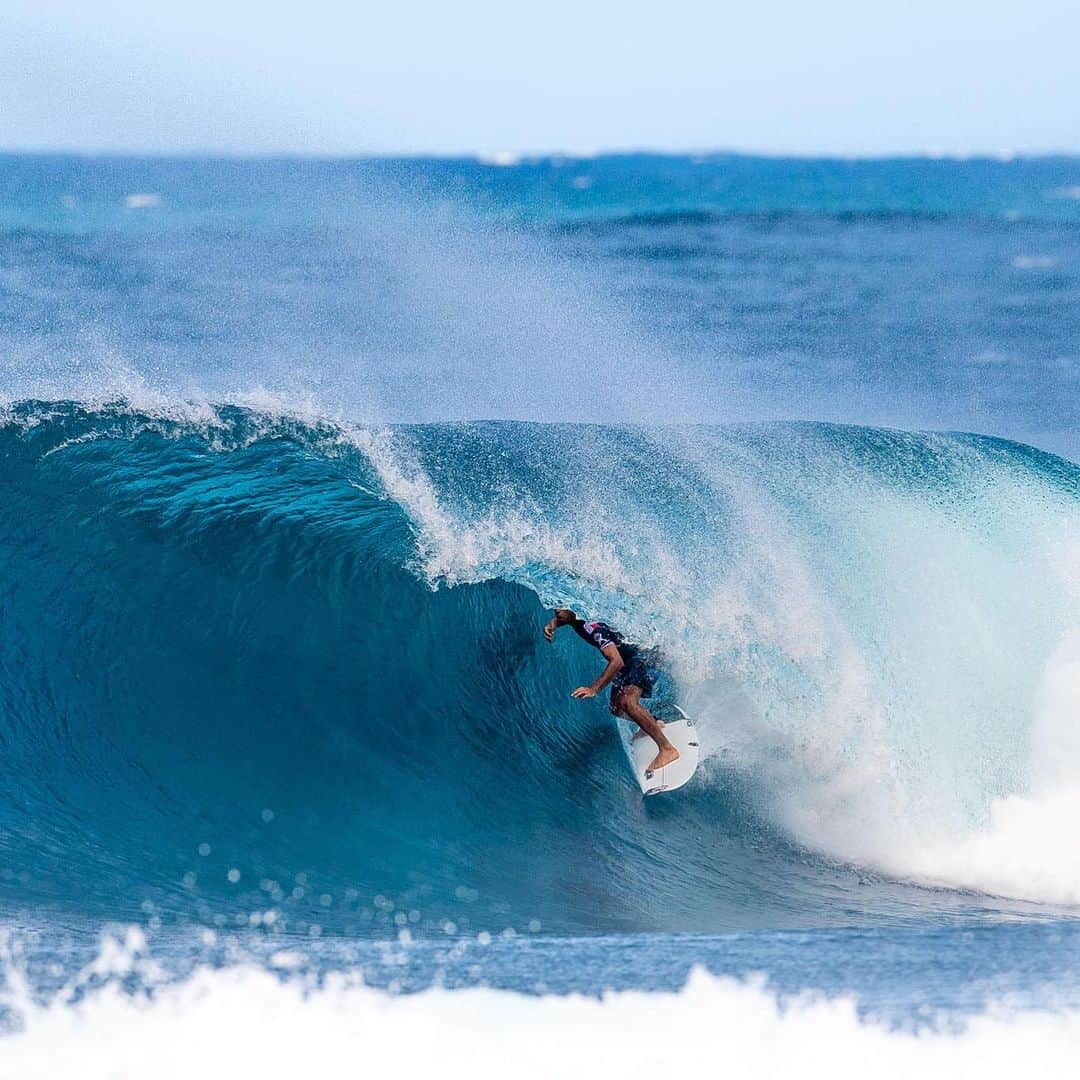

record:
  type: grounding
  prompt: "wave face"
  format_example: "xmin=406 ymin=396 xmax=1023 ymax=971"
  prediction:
xmin=1 ymin=402 xmax=1078 ymax=935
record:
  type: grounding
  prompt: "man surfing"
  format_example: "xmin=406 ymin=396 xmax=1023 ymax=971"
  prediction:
xmin=543 ymin=608 xmax=679 ymax=775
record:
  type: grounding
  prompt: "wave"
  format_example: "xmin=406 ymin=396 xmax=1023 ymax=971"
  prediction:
xmin=553 ymin=208 xmax=1080 ymax=232
xmin=0 ymin=400 xmax=1078 ymax=935
xmin=6 ymin=958 xmax=1080 ymax=1080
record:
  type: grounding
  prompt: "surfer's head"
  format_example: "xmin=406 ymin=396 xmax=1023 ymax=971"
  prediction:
xmin=553 ymin=608 xmax=578 ymax=626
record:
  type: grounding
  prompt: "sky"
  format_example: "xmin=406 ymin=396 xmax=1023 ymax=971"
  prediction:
xmin=2 ymin=0 xmax=1079 ymax=157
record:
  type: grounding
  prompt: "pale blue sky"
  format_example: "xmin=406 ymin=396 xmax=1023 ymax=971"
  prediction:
xmin=3 ymin=0 xmax=1078 ymax=156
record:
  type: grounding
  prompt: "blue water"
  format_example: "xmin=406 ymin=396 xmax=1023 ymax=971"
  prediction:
xmin=0 ymin=154 xmax=1079 ymax=1045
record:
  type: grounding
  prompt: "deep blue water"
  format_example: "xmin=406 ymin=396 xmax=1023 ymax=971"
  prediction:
xmin=2 ymin=153 xmax=1078 ymax=452
xmin=0 ymin=154 xmax=1078 ymax=1028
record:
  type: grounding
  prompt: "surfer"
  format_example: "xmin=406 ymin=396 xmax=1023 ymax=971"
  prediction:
xmin=543 ymin=609 xmax=679 ymax=775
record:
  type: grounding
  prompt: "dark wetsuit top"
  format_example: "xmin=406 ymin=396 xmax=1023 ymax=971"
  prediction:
xmin=570 ymin=619 xmax=658 ymax=697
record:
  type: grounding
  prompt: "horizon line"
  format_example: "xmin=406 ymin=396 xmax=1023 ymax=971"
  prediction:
xmin=2 ymin=145 xmax=1080 ymax=165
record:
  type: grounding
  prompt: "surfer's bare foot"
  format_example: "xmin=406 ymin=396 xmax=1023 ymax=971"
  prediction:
xmin=646 ymin=743 xmax=680 ymax=774
xmin=632 ymin=720 xmax=664 ymax=742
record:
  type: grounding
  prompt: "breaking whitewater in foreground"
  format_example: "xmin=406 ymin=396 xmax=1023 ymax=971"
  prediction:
xmin=4 ymin=962 xmax=1080 ymax=1080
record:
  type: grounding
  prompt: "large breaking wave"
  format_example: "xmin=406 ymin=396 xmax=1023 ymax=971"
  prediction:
xmin=1 ymin=400 xmax=1078 ymax=937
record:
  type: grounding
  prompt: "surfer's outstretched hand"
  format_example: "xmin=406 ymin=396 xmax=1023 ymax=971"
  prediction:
xmin=571 ymin=686 xmax=596 ymax=699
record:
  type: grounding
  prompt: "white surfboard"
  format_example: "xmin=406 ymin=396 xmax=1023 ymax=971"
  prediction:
xmin=618 ymin=704 xmax=700 ymax=796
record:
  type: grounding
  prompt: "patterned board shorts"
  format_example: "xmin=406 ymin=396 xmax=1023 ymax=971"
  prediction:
xmin=611 ymin=649 xmax=660 ymax=699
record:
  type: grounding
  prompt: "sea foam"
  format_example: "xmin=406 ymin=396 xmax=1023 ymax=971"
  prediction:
xmin=4 ymin=965 xmax=1080 ymax=1079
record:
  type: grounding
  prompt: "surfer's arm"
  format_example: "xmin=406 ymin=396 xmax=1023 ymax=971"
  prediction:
xmin=571 ymin=644 xmax=623 ymax=699
xmin=543 ymin=608 xmax=577 ymax=642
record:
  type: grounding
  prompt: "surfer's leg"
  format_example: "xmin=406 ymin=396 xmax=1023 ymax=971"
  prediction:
xmin=619 ymin=686 xmax=680 ymax=775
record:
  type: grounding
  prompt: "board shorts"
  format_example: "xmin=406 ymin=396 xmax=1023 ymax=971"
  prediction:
xmin=611 ymin=649 xmax=660 ymax=699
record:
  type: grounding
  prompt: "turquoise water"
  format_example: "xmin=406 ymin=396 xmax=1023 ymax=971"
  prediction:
xmin=0 ymin=154 xmax=1079 ymax=1065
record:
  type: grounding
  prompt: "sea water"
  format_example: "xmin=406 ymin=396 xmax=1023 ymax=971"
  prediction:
xmin=0 ymin=152 xmax=1079 ymax=1075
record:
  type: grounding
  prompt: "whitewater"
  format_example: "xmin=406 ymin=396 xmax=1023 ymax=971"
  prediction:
xmin=9 ymin=963 xmax=1080 ymax=1080
xmin=0 ymin=152 xmax=1079 ymax=1069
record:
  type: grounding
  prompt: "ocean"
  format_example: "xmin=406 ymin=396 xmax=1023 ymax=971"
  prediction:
xmin=0 ymin=152 xmax=1079 ymax=1075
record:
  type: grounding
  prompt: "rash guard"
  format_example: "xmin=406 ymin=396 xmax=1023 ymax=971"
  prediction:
xmin=570 ymin=619 xmax=638 ymax=664
xmin=569 ymin=618 xmax=659 ymax=697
